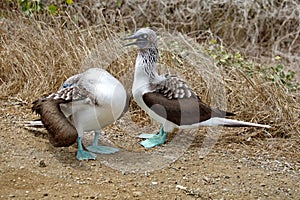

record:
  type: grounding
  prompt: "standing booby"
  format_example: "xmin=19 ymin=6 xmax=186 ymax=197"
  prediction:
xmin=123 ymin=28 xmax=271 ymax=148
xmin=32 ymin=68 xmax=128 ymax=160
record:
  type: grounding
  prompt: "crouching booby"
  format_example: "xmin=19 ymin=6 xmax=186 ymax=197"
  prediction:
xmin=123 ymin=28 xmax=271 ymax=148
xmin=33 ymin=68 xmax=128 ymax=160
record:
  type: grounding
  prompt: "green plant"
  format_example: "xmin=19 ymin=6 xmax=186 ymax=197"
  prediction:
xmin=18 ymin=0 xmax=74 ymax=16
xmin=206 ymin=39 xmax=299 ymax=91
xmin=18 ymin=0 xmax=43 ymax=16
xmin=263 ymin=64 xmax=299 ymax=91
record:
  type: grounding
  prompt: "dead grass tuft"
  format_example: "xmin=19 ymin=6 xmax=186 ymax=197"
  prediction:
xmin=24 ymin=0 xmax=299 ymax=71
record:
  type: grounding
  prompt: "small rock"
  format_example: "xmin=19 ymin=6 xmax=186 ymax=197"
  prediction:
xmin=39 ymin=160 xmax=46 ymax=168
xmin=260 ymin=183 xmax=266 ymax=187
xmin=8 ymin=194 xmax=15 ymax=198
xmin=222 ymin=188 xmax=229 ymax=192
xmin=132 ymin=191 xmax=142 ymax=197
xmin=151 ymin=181 xmax=158 ymax=185
xmin=224 ymin=175 xmax=230 ymax=179
xmin=176 ymin=185 xmax=187 ymax=190
xmin=72 ymin=193 xmax=80 ymax=198
xmin=203 ymin=176 xmax=210 ymax=183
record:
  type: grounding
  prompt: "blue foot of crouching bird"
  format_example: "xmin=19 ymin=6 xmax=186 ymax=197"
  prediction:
xmin=86 ymin=132 xmax=119 ymax=154
xmin=76 ymin=137 xmax=97 ymax=161
xmin=139 ymin=127 xmax=168 ymax=148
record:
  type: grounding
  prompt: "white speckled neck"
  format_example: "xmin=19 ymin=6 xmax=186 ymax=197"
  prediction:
xmin=132 ymin=47 xmax=159 ymax=95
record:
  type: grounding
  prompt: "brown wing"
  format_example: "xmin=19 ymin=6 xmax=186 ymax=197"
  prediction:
xmin=142 ymin=92 xmax=234 ymax=126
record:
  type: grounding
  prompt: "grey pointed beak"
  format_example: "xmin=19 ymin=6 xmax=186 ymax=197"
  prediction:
xmin=123 ymin=34 xmax=139 ymax=47
xmin=123 ymin=34 xmax=139 ymax=40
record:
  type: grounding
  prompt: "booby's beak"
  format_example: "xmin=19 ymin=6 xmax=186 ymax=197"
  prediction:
xmin=122 ymin=34 xmax=140 ymax=47
xmin=123 ymin=32 xmax=148 ymax=48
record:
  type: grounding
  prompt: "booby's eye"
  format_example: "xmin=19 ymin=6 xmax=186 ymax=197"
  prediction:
xmin=143 ymin=34 xmax=148 ymax=39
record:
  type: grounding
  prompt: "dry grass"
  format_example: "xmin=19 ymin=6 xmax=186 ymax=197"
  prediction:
xmin=23 ymin=0 xmax=299 ymax=70
xmin=0 ymin=1 xmax=299 ymax=148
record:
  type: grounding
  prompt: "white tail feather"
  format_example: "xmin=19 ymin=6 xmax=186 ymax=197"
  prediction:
xmin=197 ymin=117 xmax=271 ymax=128
xmin=24 ymin=120 xmax=44 ymax=128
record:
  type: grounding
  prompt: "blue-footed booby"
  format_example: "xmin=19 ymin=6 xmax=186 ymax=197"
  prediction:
xmin=123 ymin=28 xmax=271 ymax=148
xmin=32 ymin=68 xmax=128 ymax=160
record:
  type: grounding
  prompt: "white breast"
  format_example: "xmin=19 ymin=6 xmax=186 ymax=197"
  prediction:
xmin=61 ymin=68 xmax=127 ymax=132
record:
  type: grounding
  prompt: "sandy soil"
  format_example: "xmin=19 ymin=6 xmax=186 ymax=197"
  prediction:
xmin=0 ymin=103 xmax=299 ymax=200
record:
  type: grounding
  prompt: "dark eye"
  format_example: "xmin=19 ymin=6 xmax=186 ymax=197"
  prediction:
xmin=143 ymin=34 xmax=148 ymax=39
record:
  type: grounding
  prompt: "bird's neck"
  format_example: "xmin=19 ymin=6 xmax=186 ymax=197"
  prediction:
xmin=134 ymin=47 xmax=159 ymax=80
xmin=132 ymin=47 xmax=159 ymax=96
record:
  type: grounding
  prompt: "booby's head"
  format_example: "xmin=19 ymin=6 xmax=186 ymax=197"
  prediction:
xmin=123 ymin=28 xmax=157 ymax=49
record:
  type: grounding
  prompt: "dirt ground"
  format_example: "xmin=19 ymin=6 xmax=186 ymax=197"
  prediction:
xmin=0 ymin=102 xmax=299 ymax=200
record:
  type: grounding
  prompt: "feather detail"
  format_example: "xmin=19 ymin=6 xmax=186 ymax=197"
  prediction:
xmin=150 ymin=74 xmax=197 ymax=99
xmin=47 ymin=86 xmax=97 ymax=105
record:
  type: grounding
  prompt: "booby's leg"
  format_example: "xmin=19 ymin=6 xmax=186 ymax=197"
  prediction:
xmin=138 ymin=126 xmax=162 ymax=139
xmin=86 ymin=131 xmax=119 ymax=154
xmin=140 ymin=126 xmax=168 ymax=148
xmin=76 ymin=137 xmax=97 ymax=161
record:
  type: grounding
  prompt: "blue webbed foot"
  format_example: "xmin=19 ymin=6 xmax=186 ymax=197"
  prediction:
xmin=86 ymin=145 xmax=119 ymax=154
xmin=86 ymin=131 xmax=119 ymax=154
xmin=76 ymin=149 xmax=97 ymax=161
xmin=140 ymin=127 xmax=168 ymax=148
xmin=76 ymin=137 xmax=97 ymax=161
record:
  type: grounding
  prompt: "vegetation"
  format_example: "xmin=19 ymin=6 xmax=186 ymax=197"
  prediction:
xmin=206 ymin=41 xmax=299 ymax=91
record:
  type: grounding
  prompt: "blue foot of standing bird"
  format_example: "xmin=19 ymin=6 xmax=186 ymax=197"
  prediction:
xmin=86 ymin=132 xmax=119 ymax=154
xmin=139 ymin=127 xmax=168 ymax=148
xmin=76 ymin=137 xmax=97 ymax=161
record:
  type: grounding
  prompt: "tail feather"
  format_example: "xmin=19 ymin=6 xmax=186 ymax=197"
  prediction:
xmin=24 ymin=120 xmax=44 ymax=128
xmin=201 ymin=117 xmax=271 ymax=128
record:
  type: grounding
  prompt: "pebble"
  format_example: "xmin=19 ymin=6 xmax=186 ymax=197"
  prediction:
xmin=39 ymin=160 xmax=46 ymax=168
xmin=224 ymin=175 xmax=230 ymax=179
xmin=203 ymin=176 xmax=210 ymax=182
xmin=132 ymin=191 xmax=142 ymax=197
xmin=72 ymin=193 xmax=80 ymax=198
xmin=176 ymin=185 xmax=187 ymax=190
